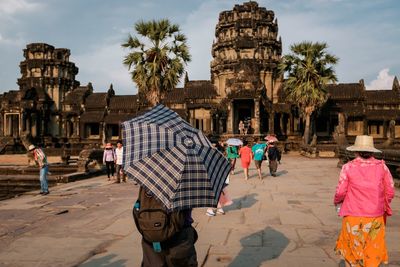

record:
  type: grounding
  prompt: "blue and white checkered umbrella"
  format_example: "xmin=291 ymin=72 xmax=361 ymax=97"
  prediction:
xmin=122 ymin=104 xmax=230 ymax=211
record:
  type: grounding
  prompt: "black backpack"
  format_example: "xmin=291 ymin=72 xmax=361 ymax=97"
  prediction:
xmin=277 ymin=148 xmax=282 ymax=162
xmin=132 ymin=187 xmax=186 ymax=243
xmin=268 ymin=146 xmax=280 ymax=161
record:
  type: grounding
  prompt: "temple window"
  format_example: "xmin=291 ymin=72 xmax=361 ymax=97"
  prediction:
xmin=368 ymin=122 xmax=382 ymax=136
xmin=85 ymin=123 xmax=100 ymax=138
xmin=107 ymin=124 xmax=119 ymax=139
xmin=31 ymin=68 xmax=41 ymax=77
xmin=347 ymin=119 xmax=363 ymax=135
xmin=195 ymin=119 xmax=207 ymax=131
xmin=34 ymin=52 xmax=43 ymax=59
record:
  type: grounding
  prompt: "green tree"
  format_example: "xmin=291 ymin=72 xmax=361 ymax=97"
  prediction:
xmin=278 ymin=41 xmax=338 ymax=144
xmin=122 ymin=19 xmax=191 ymax=106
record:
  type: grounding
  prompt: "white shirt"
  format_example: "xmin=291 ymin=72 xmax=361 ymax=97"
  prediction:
xmin=115 ymin=147 xmax=124 ymax=165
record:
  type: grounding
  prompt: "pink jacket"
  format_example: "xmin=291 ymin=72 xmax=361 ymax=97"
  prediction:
xmin=334 ymin=157 xmax=395 ymax=217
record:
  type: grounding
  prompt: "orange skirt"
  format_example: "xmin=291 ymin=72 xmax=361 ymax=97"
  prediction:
xmin=335 ymin=216 xmax=388 ymax=267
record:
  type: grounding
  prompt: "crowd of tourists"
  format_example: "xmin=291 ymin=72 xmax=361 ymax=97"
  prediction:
xmin=205 ymin=135 xmax=282 ymax=217
xmin=224 ymin=135 xmax=281 ymax=181
xmin=27 ymin=131 xmax=395 ymax=266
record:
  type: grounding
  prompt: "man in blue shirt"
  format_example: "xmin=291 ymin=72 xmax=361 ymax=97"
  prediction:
xmin=251 ymin=138 xmax=267 ymax=180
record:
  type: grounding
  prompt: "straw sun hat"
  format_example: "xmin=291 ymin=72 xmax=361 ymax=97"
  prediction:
xmin=28 ymin=144 xmax=36 ymax=151
xmin=346 ymin=135 xmax=381 ymax=153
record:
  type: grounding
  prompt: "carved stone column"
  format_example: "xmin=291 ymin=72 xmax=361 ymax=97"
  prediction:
xmin=383 ymin=120 xmax=388 ymax=138
xmin=0 ymin=112 xmax=3 ymax=137
xmin=72 ymin=118 xmax=79 ymax=137
xmin=254 ymin=99 xmax=260 ymax=134
xmin=269 ymin=111 xmax=275 ymax=134
xmin=77 ymin=117 xmax=80 ymax=137
xmin=227 ymin=101 xmax=234 ymax=134
xmin=338 ymin=112 xmax=346 ymax=136
xmin=21 ymin=109 xmax=26 ymax=132
xmin=287 ymin=113 xmax=293 ymax=135
xmin=60 ymin=115 xmax=66 ymax=138
xmin=40 ymin=110 xmax=46 ymax=138
xmin=363 ymin=118 xmax=368 ymax=135
xmin=101 ymin=122 xmax=106 ymax=144
xmin=389 ymin=120 xmax=396 ymax=139
xmin=280 ymin=113 xmax=285 ymax=135
xmin=31 ymin=113 xmax=37 ymax=138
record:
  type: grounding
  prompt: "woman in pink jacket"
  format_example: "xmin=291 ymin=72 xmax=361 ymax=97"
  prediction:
xmin=334 ymin=135 xmax=395 ymax=267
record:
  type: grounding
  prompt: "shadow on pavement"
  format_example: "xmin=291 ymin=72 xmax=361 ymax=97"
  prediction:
xmin=79 ymin=254 xmax=127 ymax=267
xmin=228 ymin=227 xmax=289 ymax=267
xmin=275 ymin=170 xmax=288 ymax=176
xmin=224 ymin=193 xmax=258 ymax=212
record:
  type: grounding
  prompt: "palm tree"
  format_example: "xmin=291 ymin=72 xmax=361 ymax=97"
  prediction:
xmin=122 ymin=19 xmax=191 ymax=106
xmin=278 ymin=41 xmax=338 ymax=144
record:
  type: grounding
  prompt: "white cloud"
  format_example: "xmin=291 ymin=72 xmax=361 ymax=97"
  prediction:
xmin=0 ymin=0 xmax=41 ymax=15
xmin=366 ymin=68 xmax=395 ymax=90
xmin=71 ymin=42 xmax=135 ymax=95
xmin=0 ymin=32 xmax=24 ymax=45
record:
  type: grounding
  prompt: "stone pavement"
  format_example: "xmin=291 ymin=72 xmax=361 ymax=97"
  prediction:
xmin=0 ymin=155 xmax=399 ymax=267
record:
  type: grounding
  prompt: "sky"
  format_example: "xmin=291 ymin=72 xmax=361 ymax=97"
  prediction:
xmin=0 ymin=0 xmax=399 ymax=95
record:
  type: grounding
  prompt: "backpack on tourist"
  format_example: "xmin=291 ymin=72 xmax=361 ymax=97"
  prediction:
xmin=132 ymin=187 xmax=186 ymax=243
xmin=276 ymin=148 xmax=282 ymax=162
xmin=268 ymin=146 xmax=280 ymax=161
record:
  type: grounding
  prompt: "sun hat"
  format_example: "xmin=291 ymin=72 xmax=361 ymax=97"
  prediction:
xmin=105 ymin=143 xmax=112 ymax=149
xmin=28 ymin=144 xmax=36 ymax=151
xmin=346 ymin=135 xmax=381 ymax=153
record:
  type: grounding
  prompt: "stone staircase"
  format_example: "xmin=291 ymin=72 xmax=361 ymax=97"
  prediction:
xmin=0 ymin=164 xmax=79 ymax=200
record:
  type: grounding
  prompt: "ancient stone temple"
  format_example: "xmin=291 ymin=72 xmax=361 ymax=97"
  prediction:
xmin=210 ymin=1 xmax=283 ymax=135
xmin=0 ymin=43 xmax=79 ymax=149
xmin=1 ymin=1 xmax=399 ymax=153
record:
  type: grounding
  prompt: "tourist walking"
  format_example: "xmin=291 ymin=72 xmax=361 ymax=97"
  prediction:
xmin=239 ymin=140 xmax=252 ymax=180
xmin=206 ymin=175 xmax=233 ymax=216
xmin=226 ymin=145 xmax=239 ymax=174
xmin=267 ymin=140 xmax=279 ymax=177
xmin=103 ymin=143 xmax=116 ymax=181
xmin=115 ymin=140 xmax=126 ymax=183
xmin=252 ymin=138 xmax=266 ymax=180
xmin=28 ymin=145 xmax=49 ymax=195
xmin=334 ymin=135 xmax=395 ymax=267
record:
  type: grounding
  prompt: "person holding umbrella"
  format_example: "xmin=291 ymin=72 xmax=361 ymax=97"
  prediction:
xmin=122 ymin=105 xmax=231 ymax=267
xmin=226 ymin=138 xmax=242 ymax=175
xmin=267 ymin=140 xmax=279 ymax=177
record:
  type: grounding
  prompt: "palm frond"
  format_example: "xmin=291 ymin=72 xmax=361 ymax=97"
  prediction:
xmin=122 ymin=19 xmax=191 ymax=105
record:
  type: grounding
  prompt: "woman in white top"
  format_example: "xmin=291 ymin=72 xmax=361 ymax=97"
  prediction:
xmin=115 ymin=140 xmax=126 ymax=183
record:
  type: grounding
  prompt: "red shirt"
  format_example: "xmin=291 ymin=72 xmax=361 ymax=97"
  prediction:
xmin=239 ymin=146 xmax=252 ymax=163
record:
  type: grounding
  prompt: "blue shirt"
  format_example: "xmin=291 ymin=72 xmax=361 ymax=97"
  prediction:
xmin=252 ymin=143 xmax=266 ymax=161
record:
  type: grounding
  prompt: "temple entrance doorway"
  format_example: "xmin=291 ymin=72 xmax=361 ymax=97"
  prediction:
xmin=233 ymin=99 xmax=254 ymax=134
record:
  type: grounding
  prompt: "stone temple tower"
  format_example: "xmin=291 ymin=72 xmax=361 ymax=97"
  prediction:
xmin=211 ymin=1 xmax=283 ymax=134
xmin=17 ymin=43 xmax=79 ymax=139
